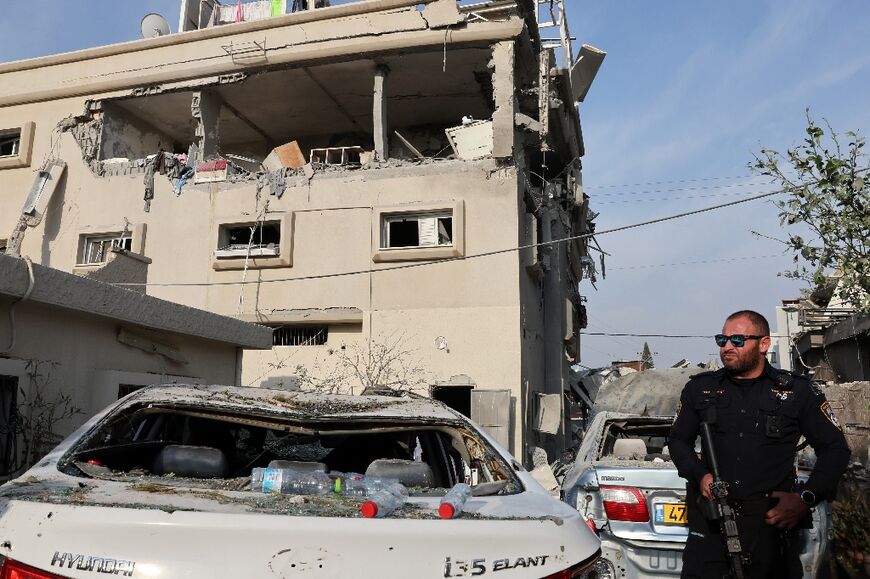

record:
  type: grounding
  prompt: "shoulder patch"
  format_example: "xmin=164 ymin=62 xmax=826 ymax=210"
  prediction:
xmin=820 ymin=401 xmax=841 ymax=429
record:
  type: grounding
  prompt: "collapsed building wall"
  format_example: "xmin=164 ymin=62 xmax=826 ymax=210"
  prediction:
xmin=0 ymin=0 xmax=601 ymax=466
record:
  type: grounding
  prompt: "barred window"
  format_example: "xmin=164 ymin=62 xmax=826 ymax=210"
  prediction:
xmin=81 ymin=234 xmax=133 ymax=265
xmin=272 ymin=326 xmax=328 ymax=346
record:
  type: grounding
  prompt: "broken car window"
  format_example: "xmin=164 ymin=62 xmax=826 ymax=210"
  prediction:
xmin=63 ymin=402 xmax=518 ymax=495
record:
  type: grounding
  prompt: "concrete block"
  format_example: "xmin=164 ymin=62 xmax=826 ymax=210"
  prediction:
xmin=263 ymin=140 xmax=306 ymax=171
xmin=535 ymin=393 xmax=562 ymax=435
xmin=194 ymin=159 xmax=228 ymax=184
xmin=570 ymin=45 xmax=607 ymax=103
xmin=445 ymin=120 xmax=493 ymax=160
xmin=309 ymin=146 xmax=364 ymax=165
xmin=421 ymin=0 xmax=465 ymax=28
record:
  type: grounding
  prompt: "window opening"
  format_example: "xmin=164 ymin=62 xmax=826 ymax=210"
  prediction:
xmin=382 ymin=212 xmax=452 ymax=249
xmin=0 ymin=239 xmax=7 ymax=254
xmin=216 ymin=221 xmax=281 ymax=258
xmin=82 ymin=234 xmax=133 ymax=265
xmin=0 ymin=132 xmax=20 ymax=157
xmin=272 ymin=326 xmax=328 ymax=346
xmin=0 ymin=375 xmax=19 ymax=475
xmin=118 ymin=384 xmax=146 ymax=399
xmin=431 ymin=385 xmax=473 ymax=418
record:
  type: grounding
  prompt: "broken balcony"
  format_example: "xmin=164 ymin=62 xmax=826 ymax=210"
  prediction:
xmin=91 ymin=45 xmax=499 ymax=176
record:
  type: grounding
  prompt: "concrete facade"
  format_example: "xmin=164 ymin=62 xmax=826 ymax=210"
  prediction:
xmin=0 ymin=0 xmax=599 ymax=465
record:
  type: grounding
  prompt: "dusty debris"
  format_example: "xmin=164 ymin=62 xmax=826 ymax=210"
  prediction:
xmin=263 ymin=141 xmax=306 ymax=171
xmin=445 ymin=120 xmax=494 ymax=160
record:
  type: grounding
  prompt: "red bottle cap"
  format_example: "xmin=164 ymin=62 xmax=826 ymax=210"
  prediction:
xmin=438 ymin=503 xmax=455 ymax=519
xmin=361 ymin=501 xmax=379 ymax=518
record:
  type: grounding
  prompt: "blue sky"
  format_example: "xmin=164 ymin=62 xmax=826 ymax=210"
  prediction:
xmin=2 ymin=1 xmax=868 ymax=368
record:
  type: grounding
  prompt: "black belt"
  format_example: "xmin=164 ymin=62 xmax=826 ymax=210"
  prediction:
xmin=730 ymin=493 xmax=772 ymax=517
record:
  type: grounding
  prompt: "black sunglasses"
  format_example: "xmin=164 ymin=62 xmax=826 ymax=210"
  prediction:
xmin=714 ymin=334 xmax=765 ymax=348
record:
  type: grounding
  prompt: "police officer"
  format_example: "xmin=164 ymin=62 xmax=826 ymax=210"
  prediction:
xmin=670 ymin=310 xmax=850 ymax=578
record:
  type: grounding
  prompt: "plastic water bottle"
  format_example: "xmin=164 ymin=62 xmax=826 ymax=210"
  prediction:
xmin=251 ymin=467 xmax=266 ymax=490
xmin=439 ymin=483 xmax=472 ymax=519
xmin=331 ymin=472 xmax=364 ymax=495
xmin=360 ymin=482 xmax=409 ymax=518
xmin=334 ymin=475 xmax=401 ymax=498
xmin=250 ymin=468 xmax=332 ymax=495
xmin=282 ymin=471 xmax=333 ymax=495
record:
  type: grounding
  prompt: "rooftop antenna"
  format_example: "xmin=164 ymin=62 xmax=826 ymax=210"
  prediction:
xmin=140 ymin=13 xmax=171 ymax=38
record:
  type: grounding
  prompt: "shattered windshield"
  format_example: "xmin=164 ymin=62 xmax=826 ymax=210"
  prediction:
xmin=61 ymin=402 xmax=520 ymax=496
xmin=596 ymin=418 xmax=674 ymax=463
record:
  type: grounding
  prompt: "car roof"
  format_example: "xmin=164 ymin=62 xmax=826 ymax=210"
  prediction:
xmin=122 ymin=384 xmax=464 ymax=422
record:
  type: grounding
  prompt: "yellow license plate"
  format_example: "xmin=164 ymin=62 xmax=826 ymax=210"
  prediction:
xmin=655 ymin=503 xmax=687 ymax=525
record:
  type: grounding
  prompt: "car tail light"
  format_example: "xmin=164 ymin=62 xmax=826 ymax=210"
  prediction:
xmin=542 ymin=550 xmax=601 ymax=578
xmin=585 ymin=517 xmax=598 ymax=534
xmin=0 ymin=556 xmax=66 ymax=579
xmin=600 ymin=485 xmax=650 ymax=522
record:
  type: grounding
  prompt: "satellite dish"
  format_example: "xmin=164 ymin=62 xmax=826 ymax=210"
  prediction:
xmin=141 ymin=13 xmax=171 ymax=38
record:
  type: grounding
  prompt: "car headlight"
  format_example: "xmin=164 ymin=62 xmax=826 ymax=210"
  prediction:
xmin=578 ymin=558 xmax=615 ymax=579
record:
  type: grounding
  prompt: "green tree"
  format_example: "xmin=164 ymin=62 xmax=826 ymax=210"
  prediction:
xmin=751 ymin=112 xmax=869 ymax=312
xmin=641 ymin=342 xmax=655 ymax=369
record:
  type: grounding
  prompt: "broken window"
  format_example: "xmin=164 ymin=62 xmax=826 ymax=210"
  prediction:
xmin=598 ymin=418 xmax=674 ymax=462
xmin=382 ymin=212 xmax=453 ymax=249
xmin=62 ymin=401 xmax=519 ymax=497
xmin=0 ymin=239 xmax=7 ymax=254
xmin=272 ymin=325 xmax=328 ymax=347
xmin=80 ymin=234 xmax=133 ymax=265
xmin=0 ymin=131 xmax=20 ymax=157
xmin=215 ymin=221 xmax=281 ymax=258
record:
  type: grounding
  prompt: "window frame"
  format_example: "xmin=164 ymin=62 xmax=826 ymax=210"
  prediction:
xmin=74 ymin=223 xmax=147 ymax=268
xmin=372 ymin=201 xmax=464 ymax=263
xmin=212 ymin=213 xmax=293 ymax=270
xmin=81 ymin=234 xmax=134 ymax=265
xmin=0 ymin=122 xmax=35 ymax=170
xmin=382 ymin=211 xmax=454 ymax=250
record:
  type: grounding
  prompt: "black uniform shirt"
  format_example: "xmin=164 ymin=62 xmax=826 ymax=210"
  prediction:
xmin=669 ymin=363 xmax=850 ymax=501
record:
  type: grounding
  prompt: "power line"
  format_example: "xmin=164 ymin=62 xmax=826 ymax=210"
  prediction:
xmin=593 ymin=189 xmax=779 ymax=204
xmin=114 ymin=188 xmax=787 ymax=288
xmin=588 ymin=180 xmax=774 ymax=198
xmin=608 ymin=254 xmax=784 ymax=271
xmin=585 ymin=174 xmax=755 ymax=190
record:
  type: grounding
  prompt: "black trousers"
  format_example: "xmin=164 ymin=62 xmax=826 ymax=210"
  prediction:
xmin=680 ymin=492 xmax=803 ymax=579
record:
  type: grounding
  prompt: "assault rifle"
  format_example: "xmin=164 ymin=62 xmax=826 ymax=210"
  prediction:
xmin=699 ymin=412 xmax=750 ymax=579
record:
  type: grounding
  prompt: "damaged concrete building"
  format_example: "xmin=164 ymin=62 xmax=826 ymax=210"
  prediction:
xmin=0 ymin=0 xmax=603 ymax=465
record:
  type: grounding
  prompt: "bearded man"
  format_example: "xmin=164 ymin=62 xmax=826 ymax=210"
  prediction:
xmin=669 ymin=310 xmax=850 ymax=578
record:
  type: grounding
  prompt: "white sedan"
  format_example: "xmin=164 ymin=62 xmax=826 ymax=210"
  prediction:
xmin=0 ymin=384 xmax=600 ymax=578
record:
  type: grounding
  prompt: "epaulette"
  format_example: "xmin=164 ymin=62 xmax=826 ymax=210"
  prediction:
xmin=686 ymin=368 xmax=723 ymax=382
xmin=764 ymin=366 xmax=809 ymax=391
